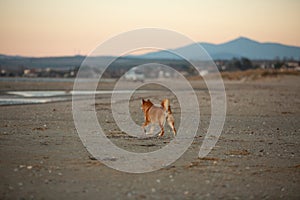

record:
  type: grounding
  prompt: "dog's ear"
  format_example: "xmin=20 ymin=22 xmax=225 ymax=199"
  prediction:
xmin=142 ymin=98 xmax=145 ymax=103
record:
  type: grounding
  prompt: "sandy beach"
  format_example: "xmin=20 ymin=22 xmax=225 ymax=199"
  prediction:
xmin=0 ymin=75 xmax=299 ymax=199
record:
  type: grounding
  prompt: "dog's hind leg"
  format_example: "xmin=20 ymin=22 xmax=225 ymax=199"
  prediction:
xmin=167 ymin=116 xmax=176 ymax=136
xmin=158 ymin=123 xmax=164 ymax=137
xmin=169 ymin=121 xmax=176 ymax=136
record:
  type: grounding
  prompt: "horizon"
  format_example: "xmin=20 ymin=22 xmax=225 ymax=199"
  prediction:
xmin=1 ymin=36 xmax=300 ymax=58
xmin=1 ymin=0 xmax=300 ymax=57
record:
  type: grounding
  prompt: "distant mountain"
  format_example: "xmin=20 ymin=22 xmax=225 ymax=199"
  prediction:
xmin=140 ymin=37 xmax=300 ymax=60
xmin=1 ymin=37 xmax=300 ymax=70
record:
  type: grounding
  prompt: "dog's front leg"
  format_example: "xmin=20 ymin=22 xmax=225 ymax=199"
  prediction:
xmin=147 ymin=125 xmax=155 ymax=135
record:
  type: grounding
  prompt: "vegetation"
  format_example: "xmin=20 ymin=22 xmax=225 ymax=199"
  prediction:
xmin=0 ymin=54 xmax=299 ymax=78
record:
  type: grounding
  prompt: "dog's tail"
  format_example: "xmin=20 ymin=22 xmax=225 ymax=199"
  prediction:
xmin=161 ymin=99 xmax=169 ymax=112
xmin=161 ymin=99 xmax=173 ymax=114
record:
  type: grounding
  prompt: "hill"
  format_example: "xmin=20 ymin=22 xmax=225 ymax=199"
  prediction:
xmin=140 ymin=37 xmax=300 ymax=60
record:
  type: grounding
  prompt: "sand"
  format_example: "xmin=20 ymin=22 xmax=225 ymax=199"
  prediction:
xmin=0 ymin=75 xmax=299 ymax=199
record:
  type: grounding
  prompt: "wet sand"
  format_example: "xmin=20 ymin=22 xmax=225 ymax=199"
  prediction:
xmin=0 ymin=76 xmax=299 ymax=199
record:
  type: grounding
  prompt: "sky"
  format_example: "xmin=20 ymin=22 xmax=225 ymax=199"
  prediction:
xmin=0 ymin=0 xmax=299 ymax=57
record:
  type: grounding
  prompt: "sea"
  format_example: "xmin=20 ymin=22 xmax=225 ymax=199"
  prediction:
xmin=0 ymin=77 xmax=119 ymax=106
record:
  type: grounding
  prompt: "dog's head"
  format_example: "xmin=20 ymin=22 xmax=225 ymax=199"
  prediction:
xmin=141 ymin=99 xmax=153 ymax=113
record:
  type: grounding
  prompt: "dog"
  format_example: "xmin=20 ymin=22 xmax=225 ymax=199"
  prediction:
xmin=141 ymin=98 xmax=176 ymax=137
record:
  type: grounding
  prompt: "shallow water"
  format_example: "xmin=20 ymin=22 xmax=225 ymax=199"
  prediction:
xmin=0 ymin=90 xmax=147 ymax=106
xmin=0 ymin=77 xmax=115 ymax=83
xmin=0 ymin=97 xmax=67 ymax=106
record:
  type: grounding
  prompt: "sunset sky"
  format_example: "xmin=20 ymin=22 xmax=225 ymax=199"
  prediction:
xmin=0 ymin=0 xmax=299 ymax=57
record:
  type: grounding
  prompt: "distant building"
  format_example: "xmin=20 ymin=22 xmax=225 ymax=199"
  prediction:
xmin=287 ymin=61 xmax=300 ymax=68
xmin=23 ymin=69 xmax=38 ymax=77
xmin=124 ymin=67 xmax=145 ymax=81
xmin=0 ymin=69 xmax=6 ymax=76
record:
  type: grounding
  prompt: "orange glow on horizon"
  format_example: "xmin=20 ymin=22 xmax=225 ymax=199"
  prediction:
xmin=0 ymin=0 xmax=299 ymax=57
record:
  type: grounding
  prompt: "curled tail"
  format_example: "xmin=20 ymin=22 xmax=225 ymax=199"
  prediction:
xmin=161 ymin=99 xmax=169 ymax=112
xmin=161 ymin=98 xmax=174 ymax=114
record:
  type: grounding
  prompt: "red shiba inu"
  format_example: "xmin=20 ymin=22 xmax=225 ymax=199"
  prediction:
xmin=141 ymin=98 xmax=176 ymax=137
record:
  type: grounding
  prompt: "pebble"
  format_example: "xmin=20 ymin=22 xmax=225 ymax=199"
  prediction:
xmin=27 ymin=165 xmax=33 ymax=170
xmin=127 ymin=192 xmax=132 ymax=197
xmin=184 ymin=191 xmax=189 ymax=195
xmin=83 ymin=189 xmax=88 ymax=193
xmin=156 ymin=179 xmax=160 ymax=183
